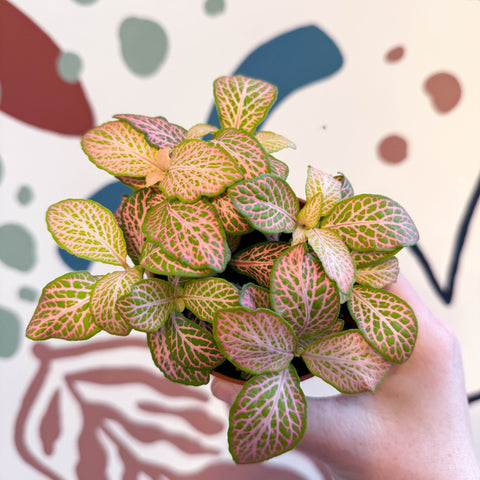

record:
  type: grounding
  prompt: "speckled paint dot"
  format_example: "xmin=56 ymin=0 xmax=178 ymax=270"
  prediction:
xmin=19 ymin=286 xmax=38 ymax=302
xmin=119 ymin=17 xmax=168 ymax=76
xmin=424 ymin=72 xmax=462 ymax=113
xmin=0 ymin=224 xmax=36 ymax=271
xmin=205 ymin=0 xmax=225 ymax=15
xmin=56 ymin=51 xmax=83 ymax=83
xmin=17 ymin=185 xmax=34 ymax=205
xmin=385 ymin=46 xmax=405 ymax=62
xmin=378 ymin=135 xmax=408 ymax=164
xmin=0 ymin=307 xmax=21 ymax=358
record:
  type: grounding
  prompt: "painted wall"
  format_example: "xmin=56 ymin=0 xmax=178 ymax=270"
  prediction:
xmin=1 ymin=0 xmax=479 ymax=478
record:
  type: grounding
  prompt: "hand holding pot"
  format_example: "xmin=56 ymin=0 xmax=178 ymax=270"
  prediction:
xmin=211 ymin=276 xmax=480 ymax=480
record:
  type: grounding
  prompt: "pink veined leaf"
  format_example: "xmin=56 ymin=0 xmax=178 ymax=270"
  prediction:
xmin=229 ymin=241 xmax=290 ymax=287
xmin=213 ymin=75 xmax=277 ymax=132
xmin=210 ymin=192 xmax=253 ymax=235
xmin=356 ymin=257 xmax=400 ymax=289
xmin=255 ymin=131 xmax=296 ymax=153
xmin=305 ymin=166 xmax=342 ymax=215
xmin=268 ymin=155 xmax=289 ymax=180
xmin=297 ymin=319 xmax=345 ymax=351
xmin=90 ymin=267 xmax=143 ymax=336
xmin=147 ymin=322 xmax=211 ymax=386
xmin=81 ymin=120 xmax=160 ymax=178
xmin=114 ymin=114 xmax=186 ymax=149
xmin=143 ymin=198 xmax=230 ymax=272
xmin=228 ymin=365 xmax=306 ymax=464
xmin=26 ymin=271 xmax=101 ymax=340
xmin=185 ymin=123 xmax=219 ymax=139
xmin=212 ymin=128 xmax=270 ymax=179
xmin=47 ymin=199 xmax=128 ymax=267
xmin=116 ymin=175 xmax=147 ymax=190
xmin=229 ymin=174 xmax=299 ymax=233
xmin=306 ymin=228 xmax=356 ymax=297
xmin=167 ymin=313 xmax=224 ymax=370
xmin=214 ymin=307 xmax=296 ymax=374
xmin=182 ymin=277 xmax=240 ymax=323
xmin=160 ymin=139 xmax=243 ymax=203
xmin=116 ymin=278 xmax=176 ymax=332
xmin=351 ymin=247 xmax=402 ymax=268
xmin=240 ymin=283 xmax=270 ymax=310
xmin=321 ymin=194 xmax=419 ymax=251
xmin=334 ymin=173 xmax=355 ymax=199
xmin=119 ymin=188 xmax=157 ymax=265
xmin=270 ymin=244 xmax=339 ymax=341
xmin=140 ymin=242 xmax=213 ymax=277
xmin=302 ymin=330 xmax=391 ymax=393
xmin=348 ymin=285 xmax=418 ymax=363
xmin=297 ymin=192 xmax=323 ymax=229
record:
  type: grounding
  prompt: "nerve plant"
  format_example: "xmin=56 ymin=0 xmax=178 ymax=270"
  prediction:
xmin=26 ymin=74 xmax=419 ymax=463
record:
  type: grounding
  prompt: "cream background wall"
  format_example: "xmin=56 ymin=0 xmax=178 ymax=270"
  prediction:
xmin=1 ymin=0 xmax=479 ymax=478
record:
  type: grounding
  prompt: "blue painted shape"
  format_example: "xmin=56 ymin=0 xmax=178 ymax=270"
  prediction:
xmin=207 ymin=25 xmax=343 ymax=127
xmin=59 ymin=181 xmax=132 ymax=270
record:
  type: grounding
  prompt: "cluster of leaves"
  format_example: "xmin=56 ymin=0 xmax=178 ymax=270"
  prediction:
xmin=26 ymin=75 xmax=419 ymax=464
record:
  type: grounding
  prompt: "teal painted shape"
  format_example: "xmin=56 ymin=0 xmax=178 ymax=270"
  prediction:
xmin=0 ymin=307 xmax=21 ymax=358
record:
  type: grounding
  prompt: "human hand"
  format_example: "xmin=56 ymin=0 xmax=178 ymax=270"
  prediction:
xmin=211 ymin=276 xmax=480 ymax=479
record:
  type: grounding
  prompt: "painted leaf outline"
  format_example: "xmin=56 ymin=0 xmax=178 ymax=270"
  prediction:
xmin=47 ymin=199 xmax=128 ymax=267
xmin=26 ymin=271 xmax=100 ymax=340
xmin=228 ymin=365 xmax=306 ymax=464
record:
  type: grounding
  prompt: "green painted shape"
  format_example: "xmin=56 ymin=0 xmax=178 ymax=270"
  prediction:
xmin=73 ymin=0 xmax=98 ymax=4
xmin=0 ymin=224 xmax=36 ymax=271
xmin=57 ymin=52 xmax=83 ymax=83
xmin=0 ymin=307 xmax=21 ymax=358
xmin=0 ymin=155 xmax=3 ymax=184
xmin=17 ymin=185 xmax=34 ymax=205
xmin=19 ymin=286 xmax=38 ymax=302
xmin=119 ymin=17 xmax=168 ymax=76
xmin=205 ymin=0 xmax=225 ymax=15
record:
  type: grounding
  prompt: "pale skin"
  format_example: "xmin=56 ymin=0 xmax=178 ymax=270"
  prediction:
xmin=211 ymin=276 xmax=480 ymax=479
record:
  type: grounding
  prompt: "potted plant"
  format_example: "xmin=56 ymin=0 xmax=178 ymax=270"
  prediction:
xmin=26 ymin=74 xmax=419 ymax=464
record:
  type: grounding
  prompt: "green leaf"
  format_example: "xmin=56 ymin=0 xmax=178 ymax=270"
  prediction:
xmin=297 ymin=192 xmax=323 ymax=229
xmin=140 ymin=242 xmax=213 ymax=277
xmin=229 ymin=174 xmax=299 ymax=233
xmin=81 ymin=120 xmax=161 ymax=177
xmin=305 ymin=166 xmax=342 ymax=215
xmin=183 ymin=277 xmax=240 ymax=323
xmin=213 ymin=75 xmax=277 ymax=132
xmin=26 ymin=271 xmax=100 ymax=340
xmin=348 ymin=285 xmax=418 ymax=363
xmin=167 ymin=313 xmax=224 ymax=370
xmin=90 ymin=267 xmax=142 ymax=335
xmin=116 ymin=278 xmax=175 ymax=332
xmin=148 ymin=323 xmax=211 ymax=386
xmin=214 ymin=307 xmax=296 ymax=374
xmin=306 ymin=228 xmax=356 ymax=297
xmin=228 ymin=365 xmax=306 ymax=464
xmin=211 ymin=193 xmax=253 ymax=235
xmin=271 ymin=244 xmax=340 ymax=341
xmin=356 ymin=257 xmax=399 ymax=289
xmin=47 ymin=199 xmax=128 ymax=267
xmin=118 ymin=188 xmax=156 ymax=265
xmin=212 ymin=128 xmax=270 ymax=179
xmin=321 ymin=194 xmax=419 ymax=251
xmin=144 ymin=198 xmax=230 ymax=272
xmin=185 ymin=123 xmax=218 ymax=139
xmin=268 ymin=155 xmax=289 ymax=180
xmin=229 ymin=241 xmax=290 ymax=287
xmin=115 ymin=114 xmax=186 ymax=149
xmin=240 ymin=283 xmax=270 ymax=310
xmin=160 ymin=139 xmax=243 ymax=203
xmin=255 ymin=131 xmax=296 ymax=153
xmin=302 ymin=330 xmax=391 ymax=393
xmin=351 ymin=247 xmax=402 ymax=268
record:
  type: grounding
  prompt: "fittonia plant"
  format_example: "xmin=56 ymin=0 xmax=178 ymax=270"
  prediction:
xmin=26 ymin=74 xmax=419 ymax=463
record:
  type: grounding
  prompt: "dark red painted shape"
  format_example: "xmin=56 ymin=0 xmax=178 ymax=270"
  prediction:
xmin=0 ymin=0 xmax=94 ymax=135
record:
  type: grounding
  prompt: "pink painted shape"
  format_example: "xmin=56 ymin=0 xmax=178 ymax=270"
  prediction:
xmin=424 ymin=72 xmax=462 ymax=113
xmin=385 ymin=46 xmax=405 ymax=62
xmin=377 ymin=134 xmax=408 ymax=164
